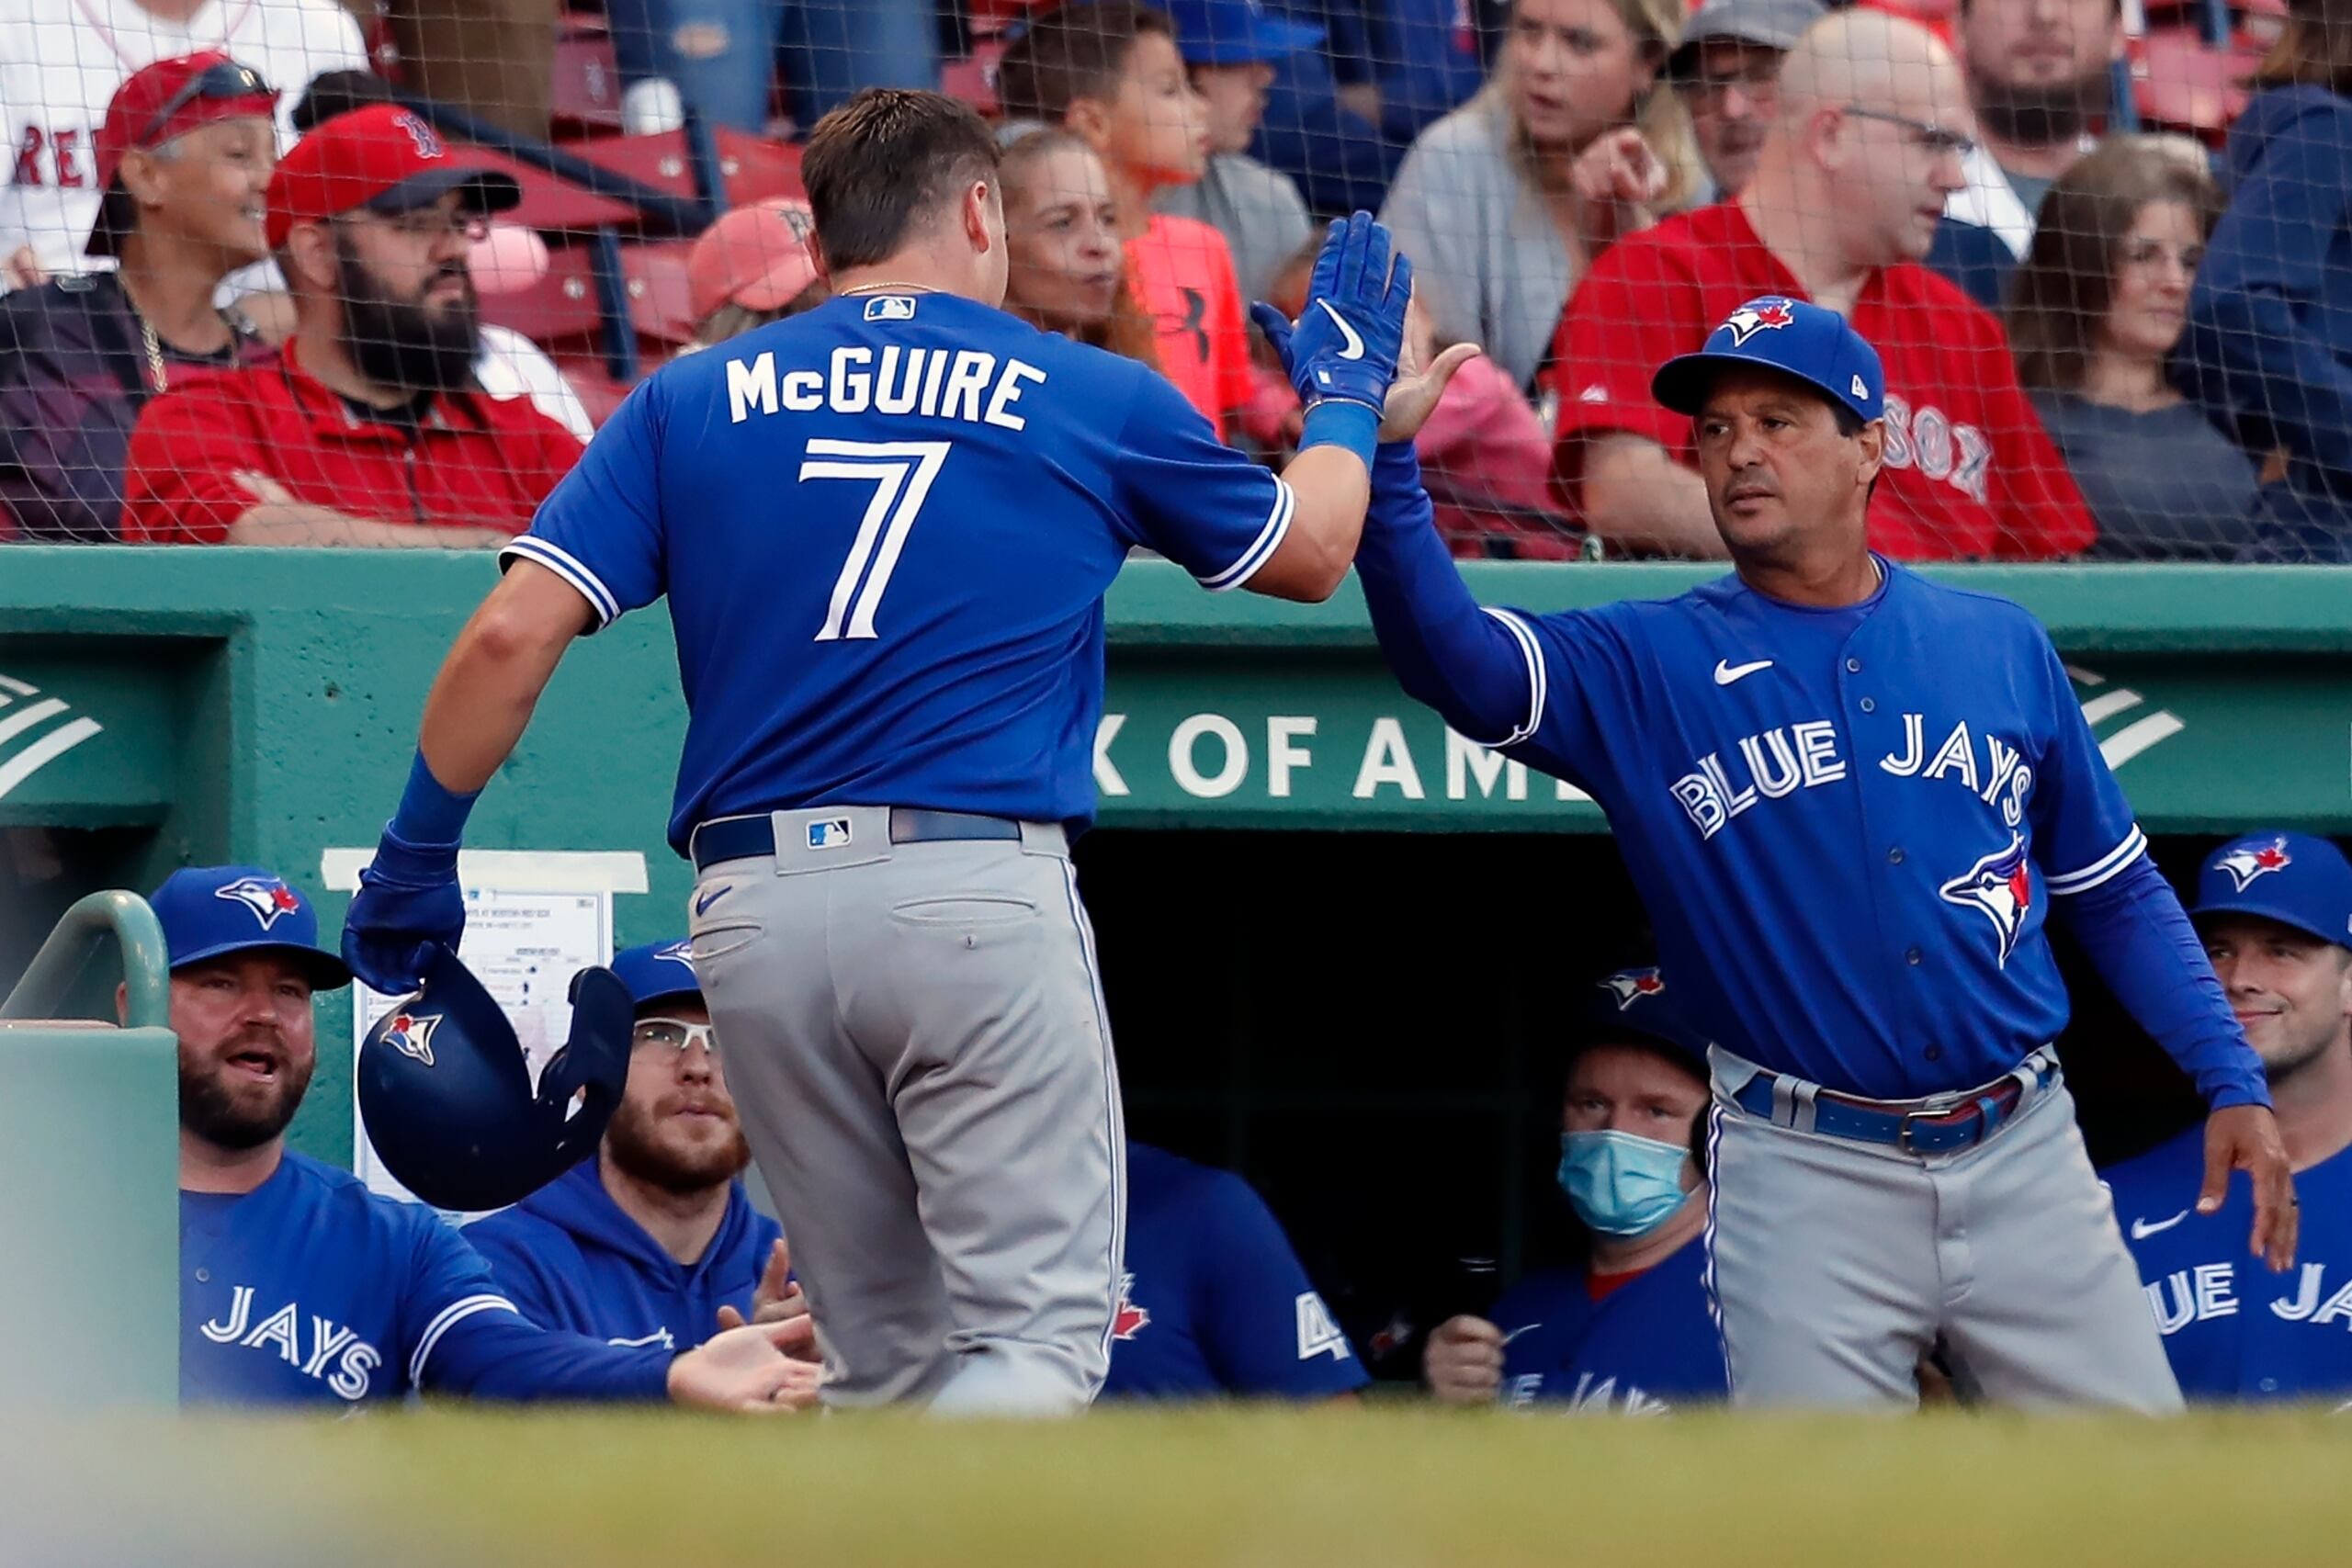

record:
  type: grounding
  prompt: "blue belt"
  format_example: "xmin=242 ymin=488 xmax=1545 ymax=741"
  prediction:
xmin=1730 ymin=1054 xmax=2057 ymax=1156
xmin=691 ymin=808 xmax=1021 ymax=871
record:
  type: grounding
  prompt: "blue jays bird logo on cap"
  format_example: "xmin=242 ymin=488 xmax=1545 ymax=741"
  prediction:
xmin=1939 ymin=833 xmax=2033 ymax=967
xmin=1720 ymin=299 xmax=1796 ymax=346
xmin=215 ymin=874 xmax=301 ymax=930
xmin=654 ymin=939 xmax=695 ymax=972
xmin=1600 ymin=967 xmax=1666 ymax=1009
xmin=2216 ymin=836 xmax=2292 ymax=892
xmin=383 ymin=1010 xmax=443 ymax=1066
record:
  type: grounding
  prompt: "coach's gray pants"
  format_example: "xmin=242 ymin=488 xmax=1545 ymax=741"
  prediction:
xmin=1705 ymin=1047 xmax=2183 ymax=1413
xmin=688 ymin=807 xmax=1124 ymax=1416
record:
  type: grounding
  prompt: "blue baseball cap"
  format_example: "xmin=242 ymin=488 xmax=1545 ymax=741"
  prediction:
xmin=1576 ymin=964 xmax=1703 ymax=1068
xmin=2189 ymin=831 xmax=2352 ymax=950
xmin=149 ymin=865 xmax=352 ymax=990
xmin=1652 ymin=296 xmax=1885 ymax=425
xmin=608 ymin=940 xmax=701 ymax=1010
xmin=1160 ymin=0 xmax=1325 ymax=65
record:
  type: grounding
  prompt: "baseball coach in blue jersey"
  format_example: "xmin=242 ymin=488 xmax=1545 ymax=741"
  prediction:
xmin=1422 ymin=967 xmax=1728 ymax=1414
xmin=1099 ymin=1142 xmax=1368 ymax=1402
xmin=466 ymin=941 xmax=793 ymax=1352
xmin=1321 ymin=295 xmax=2297 ymax=1411
xmin=2107 ymin=832 xmax=2352 ymax=1403
xmin=340 ymin=87 xmax=1466 ymax=1415
xmin=152 ymin=867 xmax=816 ymax=1410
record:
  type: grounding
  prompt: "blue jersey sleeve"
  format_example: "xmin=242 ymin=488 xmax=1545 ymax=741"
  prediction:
xmin=1108 ymin=367 xmax=1295 ymax=592
xmin=501 ymin=376 xmax=669 ymax=628
xmin=1196 ymin=1174 xmax=1369 ymax=1398
xmin=401 ymin=1217 xmax=672 ymax=1402
xmin=2027 ymin=633 xmax=2147 ymax=897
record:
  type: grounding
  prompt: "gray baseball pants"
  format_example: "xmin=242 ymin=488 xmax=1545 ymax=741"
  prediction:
xmin=1704 ymin=1045 xmax=2183 ymax=1413
xmin=687 ymin=806 xmax=1124 ymax=1416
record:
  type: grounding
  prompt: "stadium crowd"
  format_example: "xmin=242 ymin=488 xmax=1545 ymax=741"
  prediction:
xmin=0 ymin=0 xmax=2348 ymax=557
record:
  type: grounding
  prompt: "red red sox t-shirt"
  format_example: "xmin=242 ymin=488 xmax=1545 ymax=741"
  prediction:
xmin=1546 ymin=201 xmax=2097 ymax=561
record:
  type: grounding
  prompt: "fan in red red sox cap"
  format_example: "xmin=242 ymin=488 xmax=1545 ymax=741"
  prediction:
xmin=116 ymin=103 xmax=585 ymax=548
xmin=0 ymin=52 xmax=279 ymax=542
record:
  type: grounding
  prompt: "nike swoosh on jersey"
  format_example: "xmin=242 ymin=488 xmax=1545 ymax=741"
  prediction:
xmin=1500 ymin=1323 xmax=1543 ymax=1346
xmin=1315 ymin=299 xmax=1366 ymax=360
xmin=2130 ymin=1210 xmax=2190 ymax=1240
xmin=1713 ymin=658 xmax=1773 ymax=685
xmin=694 ymin=884 xmax=732 ymax=917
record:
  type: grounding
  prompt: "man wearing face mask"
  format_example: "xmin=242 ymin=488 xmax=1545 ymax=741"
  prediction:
xmin=117 ymin=102 xmax=583 ymax=547
xmin=1422 ymin=965 xmax=1728 ymax=1413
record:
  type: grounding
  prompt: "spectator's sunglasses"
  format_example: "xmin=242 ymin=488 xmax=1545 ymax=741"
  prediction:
xmin=141 ymin=61 xmax=275 ymax=145
xmin=633 ymin=1017 xmax=718 ymax=1056
xmin=1839 ymin=104 xmax=1976 ymax=161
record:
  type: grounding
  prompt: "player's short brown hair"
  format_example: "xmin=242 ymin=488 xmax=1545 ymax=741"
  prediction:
xmin=800 ymin=88 xmax=1001 ymax=271
xmin=993 ymin=2 xmax=1175 ymax=124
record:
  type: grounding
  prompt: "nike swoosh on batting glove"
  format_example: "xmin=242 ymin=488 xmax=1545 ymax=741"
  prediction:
xmin=341 ymin=826 xmax=468 ymax=994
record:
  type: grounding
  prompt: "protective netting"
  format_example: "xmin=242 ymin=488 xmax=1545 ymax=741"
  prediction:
xmin=0 ymin=0 xmax=2343 ymax=557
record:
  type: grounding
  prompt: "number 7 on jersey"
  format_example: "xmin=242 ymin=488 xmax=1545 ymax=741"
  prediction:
xmin=797 ymin=438 xmax=952 ymax=641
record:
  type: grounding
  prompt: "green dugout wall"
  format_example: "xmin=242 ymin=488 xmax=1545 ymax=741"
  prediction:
xmin=6 ymin=549 xmax=2352 ymax=1356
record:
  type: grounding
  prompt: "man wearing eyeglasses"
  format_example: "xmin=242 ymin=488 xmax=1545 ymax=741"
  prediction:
xmin=0 ymin=53 xmax=278 ymax=541
xmin=117 ymin=102 xmax=584 ymax=547
xmin=467 ymin=941 xmax=799 ymax=1354
xmin=1667 ymin=0 xmax=1823 ymax=204
xmin=1546 ymin=9 xmax=2096 ymax=564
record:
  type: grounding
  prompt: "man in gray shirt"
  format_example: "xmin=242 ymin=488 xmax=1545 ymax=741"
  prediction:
xmin=1153 ymin=0 xmax=1317 ymax=306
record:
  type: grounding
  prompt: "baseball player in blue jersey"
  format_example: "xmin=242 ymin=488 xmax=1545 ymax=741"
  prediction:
xmin=1099 ymin=1142 xmax=1368 ymax=1402
xmin=2106 ymin=831 xmax=2352 ymax=1404
xmin=339 ymin=88 xmax=1437 ymax=1414
xmin=465 ymin=941 xmax=793 ymax=1351
xmin=1422 ymin=967 xmax=1728 ymax=1414
xmin=152 ymin=867 xmax=815 ymax=1409
xmin=1319 ymin=296 xmax=2297 ymax=1410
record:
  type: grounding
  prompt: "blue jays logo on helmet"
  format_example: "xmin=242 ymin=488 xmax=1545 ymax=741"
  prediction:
xmin=1939 ymin=833 xmax=2034 ymax=967
xmin=1719 ymin=298 xmax=1797 ymax=347
xmin=214 ymin=874 xmax=301 ymax=930
xmin=382 ymin=1010 xmax=442 ymax=1067
xmin=2214 ymin=835 xmax=2293 ymax=893
xmin=1600 ymin=967 xmax=1666 ymax=1010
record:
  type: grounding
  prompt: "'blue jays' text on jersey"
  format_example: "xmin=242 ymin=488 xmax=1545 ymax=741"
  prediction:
xmin=1491 ymin=1240 xmax=1727 ymax=1413
xmin=1356 ymin=465 xmax=2260 ymax=1107
xmin=503 ymin=292 xmax=1295 ymax=853
xmin=2105 ymin=1125 xmax=2352 ymax=1404
xmin=465 ymin=1157 xmax=783 ymax=1352
xmin=1099 ymin=1143 xmax=1369 ymax=1401
xmin=181 ymin=1153 xmax=673 ymax=1406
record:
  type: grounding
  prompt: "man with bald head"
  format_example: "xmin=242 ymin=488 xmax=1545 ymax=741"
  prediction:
xmin=1544 ymin=11 xmax=2097 ymax=562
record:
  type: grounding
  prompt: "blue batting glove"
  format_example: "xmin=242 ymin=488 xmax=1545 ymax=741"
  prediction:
xmin=341 ymin=826 xmax=466 ymax=993
xmin=1249 ymin=211 xmax=1411 ymax=414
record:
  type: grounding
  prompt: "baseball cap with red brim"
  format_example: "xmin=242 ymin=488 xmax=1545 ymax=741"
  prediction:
xmin=87 ymin=51 xmax=278 ymax=258
xmin=266 ymin=103 xmax=523 ymax=250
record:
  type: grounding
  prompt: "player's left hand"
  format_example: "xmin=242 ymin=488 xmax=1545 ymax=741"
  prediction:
xmin=667 ymin=1314 xmax=822 ymax=1413
xmin=2201 ymin=1102 xmax=2297 ymax=1272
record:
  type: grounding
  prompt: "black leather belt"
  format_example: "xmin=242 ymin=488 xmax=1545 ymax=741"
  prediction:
xmin=691 ymin=808 xmax=1021 ymax=870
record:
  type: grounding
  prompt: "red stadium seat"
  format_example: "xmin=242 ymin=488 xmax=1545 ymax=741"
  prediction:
xmin=481 ymin=239 xmax=702 ymax=348
xmin=550 ymin=19 xmax=626 ymax=137
xmin=561 ymin=129 xmax=806 ymax=209
xmin=943 ymin=40 xmax=1008 ymax=117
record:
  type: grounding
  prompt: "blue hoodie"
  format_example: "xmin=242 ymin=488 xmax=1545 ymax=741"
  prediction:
xmin=2180 ymin=84 xmax=2352 ymax=556
xmin=464 ymin=1158 xmax=783 ymax=1352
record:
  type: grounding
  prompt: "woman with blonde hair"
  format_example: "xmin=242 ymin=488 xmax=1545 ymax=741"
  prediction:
xmin=1379 ymin=0 xmax=1701 ymax=392
xmin=2007 ymin=136 xmax=2256 ymax=558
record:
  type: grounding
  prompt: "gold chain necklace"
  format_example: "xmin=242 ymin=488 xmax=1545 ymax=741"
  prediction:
xmin=837 ymin=282 xmax=940 ymax=296
xmin=136 ymin=312 xmax=167 ymax=395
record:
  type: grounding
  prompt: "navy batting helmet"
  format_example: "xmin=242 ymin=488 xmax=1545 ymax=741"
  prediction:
xmin=356 ymin=943 xmax=631 ymax=1212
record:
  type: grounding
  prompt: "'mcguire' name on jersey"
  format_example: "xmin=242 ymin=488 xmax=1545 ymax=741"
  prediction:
xmin=725 ymin=344 xmax=1047 ymax=431
xmin=1671 ymin=713 xmax=2033 ymax=840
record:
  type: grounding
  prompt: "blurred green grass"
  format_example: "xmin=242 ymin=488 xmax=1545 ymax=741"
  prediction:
xmin=13 ymin=1405 xmax=2352 ymax=1567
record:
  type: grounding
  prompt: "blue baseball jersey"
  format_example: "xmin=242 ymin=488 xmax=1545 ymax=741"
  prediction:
xmin=2105 ymin=1125 xmax=2352 ymax=1404
xmin=1490 ymin=1239 xmax=1729 ymax=1414
xmin=1100 ymin=1143 xmax=1369 ymax=1401
xmin=504 ymin=292 xmax=1295 ymax=853
xmin=465 ymin=1157 xmax=783 ymax=1351
xmin=1352 ymin=455 xmax=2266 ymax=1108
xmin=182 ymin=1152 xmax=672 ymax=1406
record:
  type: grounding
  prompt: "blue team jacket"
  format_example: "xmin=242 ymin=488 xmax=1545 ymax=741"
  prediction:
xmin=1492 ymin=1236 xmax=1729 ymax=1414
xmin=464 ymin=1157 xmax=783 ymax=1352
xmin=2106 ymin=1124 xmax=2352 ymax=1404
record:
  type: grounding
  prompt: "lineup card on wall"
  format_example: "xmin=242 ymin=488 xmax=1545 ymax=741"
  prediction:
xmin=318 ymin=850 xmax=648 ymax=1213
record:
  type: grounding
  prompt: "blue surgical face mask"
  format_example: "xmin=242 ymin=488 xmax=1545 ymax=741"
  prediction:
xmin=1556 ymin=1129 xmax=1692 ymax=1237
